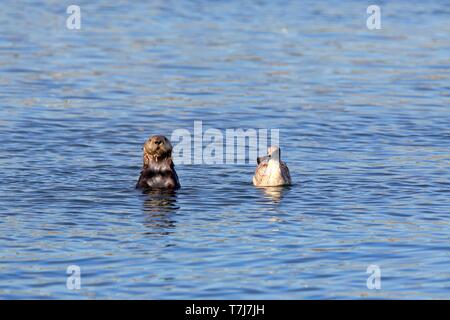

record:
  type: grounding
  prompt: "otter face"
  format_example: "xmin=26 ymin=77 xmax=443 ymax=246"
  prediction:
xmin=143 ymin=135 xmax=173 ymax=162
xmin=137 ymin=134 xmax=180 ymax=190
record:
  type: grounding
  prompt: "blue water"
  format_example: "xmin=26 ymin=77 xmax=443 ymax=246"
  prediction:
xmin=0 ymin=0 xmax=449 ymax=299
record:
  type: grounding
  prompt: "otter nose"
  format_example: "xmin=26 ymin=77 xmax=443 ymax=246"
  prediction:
xmin=154 ymin=140 xmax=162 ymax=145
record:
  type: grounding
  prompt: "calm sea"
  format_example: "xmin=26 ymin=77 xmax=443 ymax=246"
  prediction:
xmin=0 ymin=0 xmax=449 ymax=299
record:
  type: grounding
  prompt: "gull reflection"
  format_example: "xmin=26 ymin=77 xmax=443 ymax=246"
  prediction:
xmin=257 ymin=186 xmax=290 ymax=203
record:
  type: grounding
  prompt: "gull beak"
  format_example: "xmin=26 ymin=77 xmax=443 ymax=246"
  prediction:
xmin=257 ymin=155 xmax=270 ymax=164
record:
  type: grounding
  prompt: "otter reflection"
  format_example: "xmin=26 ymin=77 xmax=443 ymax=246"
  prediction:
xmin=142 ymin=189 xmax=179 ymax=236
xmin=257 ymin=186 xmax=290 ymax=203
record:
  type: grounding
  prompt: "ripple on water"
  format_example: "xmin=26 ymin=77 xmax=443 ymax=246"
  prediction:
xmin=0 ymin=0 xmax=449 ymax=299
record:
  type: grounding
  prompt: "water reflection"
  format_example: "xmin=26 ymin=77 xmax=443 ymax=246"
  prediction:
xmin=258 ymin=186 xmax=291 ymax=203
xmin=142 ymin=190 xmax=179 ymax=236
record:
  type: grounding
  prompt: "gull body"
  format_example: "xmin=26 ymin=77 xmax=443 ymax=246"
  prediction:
xmin=253 ymin=146 xmax=292 ymax=187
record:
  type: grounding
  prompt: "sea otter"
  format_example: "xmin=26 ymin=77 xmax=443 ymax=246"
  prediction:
xmin=136 ymin=135 xmax=180 ymax=190
xmin=253 ymin=146 xmax=292 ymax=187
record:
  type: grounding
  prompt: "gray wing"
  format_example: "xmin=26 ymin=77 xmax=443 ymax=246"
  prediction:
xmin=280 ymin=161 xmax=292 ymax=185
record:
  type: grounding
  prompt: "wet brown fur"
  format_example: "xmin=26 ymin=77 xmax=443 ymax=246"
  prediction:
xmin=136 ymin=135 xmax=180 ymax=190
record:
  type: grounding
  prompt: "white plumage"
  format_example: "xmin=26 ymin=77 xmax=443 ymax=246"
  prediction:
xmin=253 ymin=146 xmax=292 ymax=187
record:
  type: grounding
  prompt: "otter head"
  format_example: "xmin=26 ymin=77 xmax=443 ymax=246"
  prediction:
xmin=142 ymin=135 xmax=173 ymax=167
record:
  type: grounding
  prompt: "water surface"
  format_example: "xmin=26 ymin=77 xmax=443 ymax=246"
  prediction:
xmin=0 ymin=0 xmax=449 ymax=299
